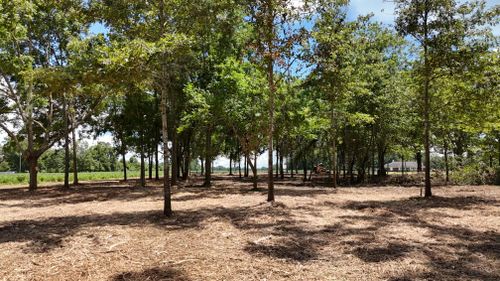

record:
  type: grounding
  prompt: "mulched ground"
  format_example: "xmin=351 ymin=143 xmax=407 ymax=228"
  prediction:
xmin=0 ymin=176 xmax=498 ymax=281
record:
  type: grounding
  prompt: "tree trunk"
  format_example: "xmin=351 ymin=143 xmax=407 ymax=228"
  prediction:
xmin=401 ymin=154 xmax=405 ymax=177
xmin=172 ymin=134 xmax=178 ymax=186
xmin=204 ymin=129 xmax=212 ymax=187
xmin=445 ymin=141 xmax=449 ymax=185
xmin=158 ymin=0 xmax=171 ymax=216
xmin=155 ymin=143 xmax=159 ymax=180
xmin=267 ymin=55 xmax=275 ymax=202
xmin=148 ymin=153 xmax=153 ymax=180
xmin=177 ymin=146 xmax=182 ymax=179
xmin=248 ymin=153 xmax=258 ymax=190
xmin=200 ymin=157 xmax=204 ymax=176
xmin=279 ymin=151 xmax=284 ymax=179
xmin=182 ymin=139 xmax=190 ymax=180
xmin=275 ymin=148 xmax=279 ymax=178
xmin=423 ymin=6 xmax=432 ymax=197
xmin=140 ymin=143 xmax=145 ymax=187
xmin=63 ymin=96 xmax=70 ymax=189
xmin=229 ymin=157 xmax=233 ymax=175
xmin=303 ymin=158 xmax=307 ymax=182
xmin=28 ymin=156 xmax=39 ymax=191
xmin=238 ymin=155 xmax=242 ymax=178
xmin=122 ymin=151 xmax=127 ymax=181
xmin=331 ymin=132 xmax=337 ymax=188
xmin=244 ymin=154 xmax=249 ymax=177
xmin=290 ymin=153 xmax=294 ymax=178
xmin=71 ymin=125 xmax=78 ymax=185
xmin=378 ymin=147 xmax=386 ymax=176
xmin=416 ymin=151 xmax=422 ymax=172
xmin=160 ymin=89 xmax=171 ymax=216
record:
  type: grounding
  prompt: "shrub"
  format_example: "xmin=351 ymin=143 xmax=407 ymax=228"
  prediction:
xmin=16 ymin=175 xmax=26 ymax=183
xmin=451 ymin=163 xmax=497 ymax=185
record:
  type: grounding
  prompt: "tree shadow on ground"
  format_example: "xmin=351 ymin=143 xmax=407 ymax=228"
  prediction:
xmin=339 ymin=196 xmax=500 ymax=280
xmin=0 ymin=177 xmax=336 ymax=208
xmin=0 ymin=202 xmax=295 ymax=254
xmin=342 ymin=195 xmax=499 ymax=214
xmin=0 ymin=181 xmax=161 ymax=208
xmin=0 ymin=181 xmax=498 ymax=279
xmin=112 ymin=266 xmax=190 ymax=281
xmin=350 ymin=242 xmax=412 ymax=263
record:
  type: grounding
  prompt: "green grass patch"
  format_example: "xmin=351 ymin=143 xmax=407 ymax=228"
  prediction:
xmin=0 ymin=171 xmax=160 ymax=185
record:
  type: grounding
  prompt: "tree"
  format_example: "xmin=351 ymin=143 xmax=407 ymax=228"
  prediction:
xmin=0 ymin=0 xmax=104 ymax=190
xmin=246 ymin=0 xmax=309 ymax=201
xmin=394 ymin=0 xmax=496 ymax=196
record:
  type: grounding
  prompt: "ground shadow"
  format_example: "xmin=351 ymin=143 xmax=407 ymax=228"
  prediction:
xmin=1 ymin=179 xmax=498 ymax=280
xmin=112 ymin=266 xmax=190 ymax=281
xmin=339 ymin=196 xmax=500 ymax=280
xmin=351 ymin=242 xmax=412 ymax=263
xmin=0 ymin=181 xmax=161 ymax=208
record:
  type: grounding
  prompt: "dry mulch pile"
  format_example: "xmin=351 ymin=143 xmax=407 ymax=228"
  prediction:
xmin=0 ymin=176 xmax=499 ymax=281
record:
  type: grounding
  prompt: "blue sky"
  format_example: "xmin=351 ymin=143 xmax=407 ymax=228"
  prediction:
xmin=89 ymin=0 xmax=499 ymax=36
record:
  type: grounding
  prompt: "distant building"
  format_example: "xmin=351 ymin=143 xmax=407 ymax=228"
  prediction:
xmin=386 ymin=161 xmax=421 ymax=172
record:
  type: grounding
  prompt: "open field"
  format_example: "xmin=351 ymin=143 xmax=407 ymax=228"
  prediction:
xmin=0 ymin=171 xmax=140 ymax=186
xmin=0 ymin=176 xmax=498 ymax=281
xmin=0 ymin=170 xmax=247 ymax=186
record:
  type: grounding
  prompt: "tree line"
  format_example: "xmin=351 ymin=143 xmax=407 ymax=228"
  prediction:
xmin=0 ymin=0 xmax=498 ymax=216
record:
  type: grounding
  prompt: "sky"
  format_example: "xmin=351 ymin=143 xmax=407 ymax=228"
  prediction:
xmin=2 ymin=0 xmax=499 ymax=168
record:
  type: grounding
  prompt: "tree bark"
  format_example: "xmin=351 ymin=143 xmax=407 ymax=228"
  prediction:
xmin=160 ymin=89 xmax=171 ymax=216
xmin=244 ymin=154 xmax=249 ymax=177
xmin=158 ymin=0 xmax=172 ymax=216
xmin=182 ymin=138 xmax=190 ymax=180
xmin=71 ymin=125 xmax=78 ymax=185
xmin=203 ymin=129 xmax=212 ymax=187
xmin=416 ymin=151 xmax=422 ymax=172
xmin=267 ymin=50 xmax=275 ymax=202
xmin=122 ymin=151 xmax=127 ymax=181
xmin=28 ymin=156 xmax=39 ymax=191
xmin=148 ymin=152 xmax=153 ymax=180
xmin=378 ymin=147 xmax=386 ymax=176
xmin=303 ymin=157 xmax=307 ymax=182
xmin=444 ymin=141 xmax=449 ymax=185
xmin=229 ymin=157 xmax=233 ymax=175
xmin=171 ymin=133 xmax=178 ymax=186
xmin=423 ymin=2 xmax=432 ymax=197
xmin=248 ymin=153 xmax=258 ymax=190
xmin=238 ymin=155 xmax=242 ymax=178
xmin=275 ymin=147 xmax=279 ymax=178
xmin=140 ymin=143 xmax=146 ymax=188
xmin=331 ymin=132 xmax=337 ymax=188
xmin=279 ymin=151 xmax=284 ymax=179
xmin=155 ymin=143 xmax=159 ymax=180
xmin=401 ymin=154 xmax=405 ymax=177
xmin=63 ymin=97 xmax=70 ymax=189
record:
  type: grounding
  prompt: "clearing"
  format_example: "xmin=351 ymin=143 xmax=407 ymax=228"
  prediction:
xmin=0 ymin=177 xmax=498 ymax=281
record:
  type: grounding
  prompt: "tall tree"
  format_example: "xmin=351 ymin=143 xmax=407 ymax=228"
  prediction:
xmin=0 ymin=0 xmax=103 ymax=190
xmin=394 ymin=0 xmax=496 ymax=196
xmin=246 ymin=0 xmax=308 ymax=201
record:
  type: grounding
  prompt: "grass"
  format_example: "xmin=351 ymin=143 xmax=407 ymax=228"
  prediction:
xmin=0 ymin=176 xmax=498 ymax=280
xmin=0 ymin=171 xmax=143 ymax=185
xmin=0 ymin=169 xmax=242 ymax=186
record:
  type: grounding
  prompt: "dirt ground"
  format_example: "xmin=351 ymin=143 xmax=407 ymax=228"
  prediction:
xmin=0 ymin=176 xmax=498 ymax=281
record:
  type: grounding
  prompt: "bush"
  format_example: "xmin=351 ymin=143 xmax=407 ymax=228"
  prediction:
xmin=16 ymin=175 xmax=26 ymax=183
xmin=451 ymin=163 xmax=497 ymax=185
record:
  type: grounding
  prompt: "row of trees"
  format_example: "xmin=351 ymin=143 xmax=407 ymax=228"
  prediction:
xmin=0 ymin=142 xmax=118 ymax=173
xmin=1 ymin=0 xmax=498 ymax=216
